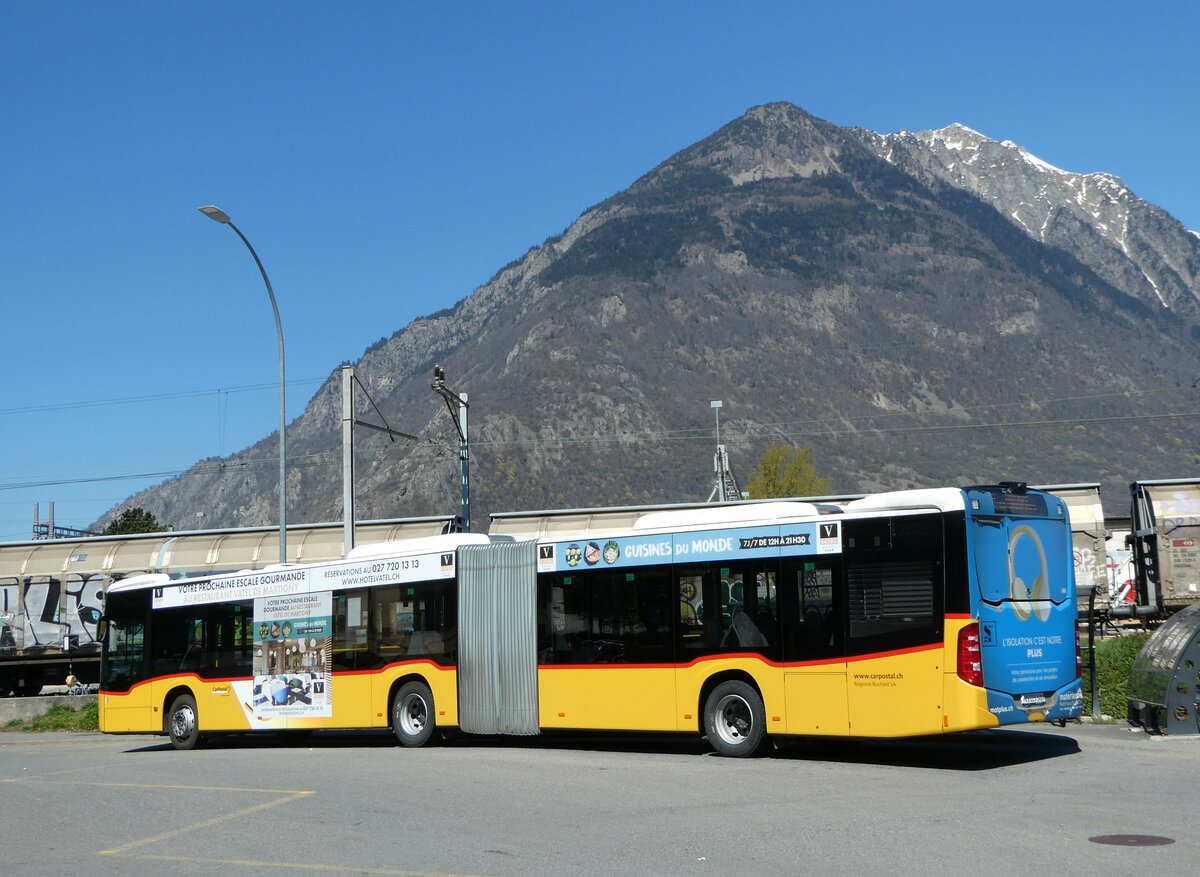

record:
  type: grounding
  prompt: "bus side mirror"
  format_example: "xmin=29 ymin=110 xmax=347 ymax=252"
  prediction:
xmin=97 ymin=619 xmax=108 ymax=642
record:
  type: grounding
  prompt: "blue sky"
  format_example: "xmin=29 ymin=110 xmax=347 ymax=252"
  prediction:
xmin=2 ymin=2 xmax=1197 ymax=540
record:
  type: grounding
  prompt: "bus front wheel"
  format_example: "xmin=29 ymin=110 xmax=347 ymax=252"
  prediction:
xmin=167 ymin=694 xmax=201 ymax=751
xmin=704 ymin=680 xmax=766 ymax=757
xmin=391 ymin=681 xmax=436 ymax=748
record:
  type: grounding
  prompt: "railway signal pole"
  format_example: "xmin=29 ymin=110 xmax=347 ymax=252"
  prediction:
xmin=431 ymin=365 xmax=470 ymax=532
xmin=708 ymin=400 xmax=742 ymax=502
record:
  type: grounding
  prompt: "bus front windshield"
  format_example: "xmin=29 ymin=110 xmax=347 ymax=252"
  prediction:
xmin=100 ymin=590 xmax=148 ymax=693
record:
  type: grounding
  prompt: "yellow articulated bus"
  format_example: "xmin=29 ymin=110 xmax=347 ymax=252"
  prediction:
xmin=99 ymin=484 xmax=1082 ymax=756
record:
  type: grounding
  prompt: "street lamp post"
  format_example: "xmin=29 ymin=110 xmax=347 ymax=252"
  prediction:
xmin=198 ymin=205 xmax=288 ymax=563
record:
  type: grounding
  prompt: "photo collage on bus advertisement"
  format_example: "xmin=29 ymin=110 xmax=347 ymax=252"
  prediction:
xmin=252 ymin=591 xmax=332 ymax=718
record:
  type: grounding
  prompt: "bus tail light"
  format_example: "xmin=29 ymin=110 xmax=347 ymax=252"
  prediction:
xmin=1075 ymin=630 xmax=1083 ymax=680
xmin=957 ymin=622 xmax=984 ymax=687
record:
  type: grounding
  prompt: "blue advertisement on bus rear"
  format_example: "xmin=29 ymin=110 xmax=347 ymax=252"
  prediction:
xmin=969 ymin=511 xmax=1083 ymax=723
xmin=537 ymin=521 xmax=838 ymax=573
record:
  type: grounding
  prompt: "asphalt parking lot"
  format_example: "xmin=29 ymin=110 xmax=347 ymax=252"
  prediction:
xmin=1 ymin=722 xmax=1195 ymax=877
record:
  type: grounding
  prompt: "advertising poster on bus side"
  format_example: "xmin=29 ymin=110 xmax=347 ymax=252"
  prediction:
xmin=251 ymin=591 xmax=333 ymax=719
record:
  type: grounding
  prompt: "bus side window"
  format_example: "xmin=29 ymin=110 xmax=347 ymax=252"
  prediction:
xmin=537 ymin=573 xmax=588 ymax=664
xmin=180 ymin=621 xmax=205 ymax=670
xmin=374 ymin=585 xmax=407 ymax=663
xmin=677 ymin=568 xmax=721 ymax=650
xmin=716 ymin=563 xmax=780 ymax=652
xmin=843 ymin=514 xmax=943 ymax=655
xmin=678 ymin=574 xmax=704 ymax=636
xmin=537 ymin=569 xmax=673 ymax=665
xmin=407 ymin=584 xmax=453 ymax=661
xmin=209 ymin=603 xmax=252 ymax=678
xmin=590 ymin=568 xmax=672 ymax=664
xmin=152 ymin=609 xmax=206 ymax=674
xmin=782 ymin=559 xmax=841 ymax=661
xmin=332 ymin=591 xmax=371 ymax=671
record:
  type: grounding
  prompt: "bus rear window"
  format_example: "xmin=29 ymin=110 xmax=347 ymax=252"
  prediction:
xmin=970 ymin=488 xmax=1048 ymax=517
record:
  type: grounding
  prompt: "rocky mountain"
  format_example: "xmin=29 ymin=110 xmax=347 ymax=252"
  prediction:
xmin=860 ymin=123 xmax=1200 ymax=327
xmin=101 ymin=103 xmax=1200 ymax=530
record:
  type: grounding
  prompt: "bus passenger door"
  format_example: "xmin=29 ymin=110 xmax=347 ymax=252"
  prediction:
xmin=782 ymin=559 xmax=848 ymax=736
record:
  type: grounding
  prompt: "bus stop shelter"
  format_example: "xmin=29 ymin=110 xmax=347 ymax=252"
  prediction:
xmin=1127 ymin=601 xmax=1200 ymax=735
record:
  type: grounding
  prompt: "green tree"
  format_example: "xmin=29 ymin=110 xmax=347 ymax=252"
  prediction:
xmin=102 ymin=507 xmax=166 ymax=535
xmin=745 ymin=444 xmax=831 ymax=499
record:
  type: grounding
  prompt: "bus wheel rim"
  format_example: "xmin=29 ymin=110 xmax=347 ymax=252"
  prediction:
xmin=714 ymin=693 xmax=752 ymax=745
xmin=172 ymin=704 xmax=196 ymax=740
xmin=399 ymin=693 xmax=427 ymax=736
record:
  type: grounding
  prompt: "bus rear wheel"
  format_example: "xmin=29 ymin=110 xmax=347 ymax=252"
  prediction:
xmin=704 ymin=680 xmax=766 ymax=757
xmin=391 ymin=681 xmax=436 ymax=748
xmin=167 ymin=693 xmax=201 ymax=751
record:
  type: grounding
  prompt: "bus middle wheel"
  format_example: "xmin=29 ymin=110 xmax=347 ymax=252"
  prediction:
xmin=391 ymin=681 xmax=436 ymax=748
xmin=704 ymin=680 xmax=766 ymax=757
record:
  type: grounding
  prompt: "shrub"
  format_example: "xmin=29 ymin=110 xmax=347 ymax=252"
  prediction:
xmin=4 ymin=702 xmax=99 ymax=732
xmin=1081 ymin=632 xmax=1150 ymax=719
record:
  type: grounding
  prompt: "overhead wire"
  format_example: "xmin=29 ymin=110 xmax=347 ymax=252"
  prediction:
xmin=0 ymin=378 xmax=326 ymax=417
xmin=3 ymin=379 xmax=1195 ymax=491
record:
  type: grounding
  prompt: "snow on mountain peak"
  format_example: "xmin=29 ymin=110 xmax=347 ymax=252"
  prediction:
xmin=903 ymin=124 xmax=1129 ymax=193
xmin=1009 ymin=143 xmax=1066 ymax=176
xmin=922 ymin=122 xmax=987 ymax=151
xmin=865 ymin=114 xmax=1198 ymax=320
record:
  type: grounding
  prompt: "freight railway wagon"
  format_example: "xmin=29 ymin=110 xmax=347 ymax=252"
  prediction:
xmin=0 ymin=517 xmax=456 ymax=696
xmin=98 ymin=484 xmax=1082 ymax=755
xmin=1036 ymin=484 xmax=1110 ymax=618
xmin=1129 ymin=479 xmax=1200 ymax=616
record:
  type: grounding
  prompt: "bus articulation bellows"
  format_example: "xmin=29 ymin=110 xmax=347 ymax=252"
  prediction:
xmin=98 ymin=484 xmax=1083 ymax=755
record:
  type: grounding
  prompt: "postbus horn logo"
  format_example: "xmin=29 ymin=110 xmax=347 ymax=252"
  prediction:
xmin=1007 ymin=524 xmax=1050 ymax=622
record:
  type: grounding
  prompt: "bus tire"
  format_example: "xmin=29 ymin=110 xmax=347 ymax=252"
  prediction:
xmin=704 ymin=680 xmax=766 ymax=757
xmin=167 ymin=693 xmax=201 ymax=751
xmin=391 ymin=681 xmax=436 ymax=748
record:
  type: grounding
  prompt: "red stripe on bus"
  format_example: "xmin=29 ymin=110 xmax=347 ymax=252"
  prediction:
xmin=104 ymin=643 xmax=947 ymax=694
xmin=537 ymin=644 xmax=942 ymax=673
xmin=846 ymin=642 xmax=942 ymax=662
